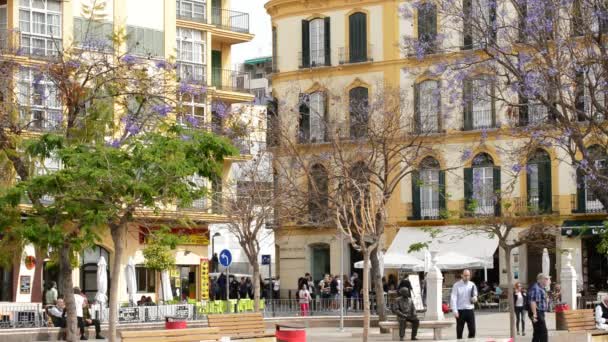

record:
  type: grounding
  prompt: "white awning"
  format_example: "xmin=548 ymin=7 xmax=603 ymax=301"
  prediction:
xmin=354 ymin=226 xmax=498 ymax=271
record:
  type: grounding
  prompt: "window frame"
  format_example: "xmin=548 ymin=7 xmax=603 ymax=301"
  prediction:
xmin=135 ymin=265 xmax=156 ymax=293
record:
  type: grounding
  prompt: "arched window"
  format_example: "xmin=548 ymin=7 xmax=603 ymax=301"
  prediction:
xmin=81 ymin=245 xmax=110 ymax=302
xmin=465 ymin=153 xmax=500 ymax=216
xmin=527 ymin=149 xmax=552 ymax=213
xmin=309 ymin=164 xmax=329 ymax=223
xmin=349 ymin=12 xmax=367 ymax=63
xmin=415 ymin=80 xmax=440 ymax=133
xmin=299 ymin=92 xmax=326 ymax=143
xmin=349 ymin=86 xmax=369 ymax=139
xmin=412 ymin=157 xmax=445 ymax=219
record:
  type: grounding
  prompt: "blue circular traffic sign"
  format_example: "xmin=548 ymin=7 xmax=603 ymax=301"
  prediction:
xmin=219 ymin=249 xmax=232 ymax=267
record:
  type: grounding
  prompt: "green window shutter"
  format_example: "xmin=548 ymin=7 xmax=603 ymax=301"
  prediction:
xmin=439 ymin=170 xmax=447 ymax=214
xmin=429 ymin=4 xmax=437 ymax=39
xmin=463 ymin=79 xmax=473 ymax=130
xmin=463 ymin=167 xmax=473 ymax=215
xmin=526 ymin=164 xmax=532 ymax=211
xmin=538 ymin=161 xmax=552 ymax=213
xmin=462 ymin=0 xmax=473 ymax=49
xmin=411 ymin=171 xmax=421 ymax=220
xmin=324 ymin=17 xmax=331 ymax=66
xmin=493 ymin=166 xmax=502 ymax=216
xmin=489 ymin=0 xmax=497 ymax=43
xmin=301 ymin=20 xmax=310 ymax=67
xmin=323 ymin=91 xmax=329 ymax=142
xmin=414 ymin=82 xmax=421 ymax=133
xmin=519 ymin=93 xmax=529 ymax=126
xmin=418 ymin=4 xmax=437 ymax=43
xmin=576 ymin=168 xmax=586 ymax=213
xmin=349 ymin=12 xmax=367 ymax=63
xmin=298 ymin=93 xmax=310 ymax=142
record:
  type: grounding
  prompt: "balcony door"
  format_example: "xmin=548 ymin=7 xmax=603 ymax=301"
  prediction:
xmin=212 ymin=50 xmax=222 ymax=88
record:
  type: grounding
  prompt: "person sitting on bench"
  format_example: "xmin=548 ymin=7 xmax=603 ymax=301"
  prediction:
xmin=391 ymin=287 xmax=419 ymax=341
xmin=48 ymin=298 xmax=66 ymax=328
xmin=596 ymin=295 xmax=608 ymax=330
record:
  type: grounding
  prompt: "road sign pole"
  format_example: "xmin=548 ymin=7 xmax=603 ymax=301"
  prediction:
xmin=226 ymin=265 xmax=230 ymax=313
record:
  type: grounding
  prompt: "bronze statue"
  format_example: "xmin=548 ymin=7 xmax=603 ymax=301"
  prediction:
xmin=391 ymin=287 xmax=419 ymax=341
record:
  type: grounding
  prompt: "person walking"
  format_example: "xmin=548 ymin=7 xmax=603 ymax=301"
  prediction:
xmin=391 ymin=287 xmax=419 ymax=341
xmin=450 ymin=269 xmax=478 ymax=339
xmin=529 ymin=273 xmax=551 ymax=342
xmin=513 ymin=282 xmax=528 ymax=336
xmin=298 ymin=284 xmax=312 ymax=316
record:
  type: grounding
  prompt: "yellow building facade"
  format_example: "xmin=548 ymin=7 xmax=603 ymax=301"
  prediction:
xmin=0 ymin=0 xmax=253 ymax=303
xmin=266 ymin=0 xmax=607 ymax=293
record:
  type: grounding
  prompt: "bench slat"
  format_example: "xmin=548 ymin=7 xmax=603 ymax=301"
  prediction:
xmin=120 ymin=327 xmax=220 ymax=338
xmin=207 ymin=312 xmax=271 ymax=339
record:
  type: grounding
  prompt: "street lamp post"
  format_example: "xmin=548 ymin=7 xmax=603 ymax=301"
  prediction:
xmin=211 ymin=232 xmax=221 ymax=272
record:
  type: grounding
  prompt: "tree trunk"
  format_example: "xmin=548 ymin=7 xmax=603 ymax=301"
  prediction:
xmin=504 ymin=246 xmax=516 ymax=338
xmin=109 ymin=225 xmax=125 ymax=342
xmin=31 ymin=246 xmax=46 ymax=303
xmin=370 ymin=247 xmax=387 ymax=330
xmin=60 ymin=244 xmax=78 ymax=342
xmin=362 ymin=250 xmax=371 ymax=342
xmin=252 ymin=262 xmax=261 ymax=312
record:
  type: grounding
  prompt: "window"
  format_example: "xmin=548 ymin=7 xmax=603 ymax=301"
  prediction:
xmin=19 ymin=0 xmax=62 ymax=56
xmin=183 ymin=174 xmax=206 ymax=209
xmin=73 ymin=17 xmax=113 ymax=50
xmin=0 ymin=4 xmax=7 ymax=49
xmin=211 ymin=176 xmax=222 ymax=213
xmin=348 ymin=12 xmax=367 ymax=63
xmin=576 ymin=68 xmax=606 ymax=122
xmin=309 ymin=164 xmax=329 ymax=223
xmin=417 ymin=3 xmax=437 ymax=51
xmin=299 ymin=92 xmax=326 ymax=143
xmin=526 ymin=149 xmax=552 ymax=213
xmin=301 ymin=17 xmax=330 ymax=68
xmin=176 ymin=28 xmax=205 ymax=84
xmin=136 ymin=266 xmax=156 ymax=293
xmin=178 ymin=92 xmax=205 ymax=127
xmin=463 ymin=0 xmax=496 ymax=49
xmin=419 ymin=158 xmax=440 ymax=218
xmin=18 ymin=68 xmax=61 ymax=131
xmin=416 ymin=80 xmax=440 ymax=132
xmin=349 ymin=86 xmax=369 ymax=138
xmin=582 ymin=146 xmax=607 ymax=213
xmin=464 ymin=153 xmax=500 ymax=216
xmin=272 ymin=26 xmax=278 ymax=71
xmin=253 ymin=88 xmax=266 ymax=104
xmin=310 ymin=18 xmax=325 ymax=66
xmin=80 ymin=246 xmax=110 ymax=302
xmin=176 ymin=0 xmax=206 ymax=22
xmin=464 ymin=78 xmax=494 ymax=130
xmin=519 ymin=0 xmax=554 ymax=42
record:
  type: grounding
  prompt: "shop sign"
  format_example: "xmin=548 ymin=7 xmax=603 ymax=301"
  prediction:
xmin=200 ymin=258 xmax=209 ymax=300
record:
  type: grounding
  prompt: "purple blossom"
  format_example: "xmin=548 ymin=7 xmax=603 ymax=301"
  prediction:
xmin=65 ymin=60 xmax=81 ymax=69
xmin=186 ymin=115 xmax=199 ymax=127
xmin=511 ymin=164 xmax=523 ymax=173
xmin=107 ymin=139 xmax=122 ymax=148
xmin=151 ymin=104 xmax=172 ymax=117
xmin=155 ymin=60 xmax=170 ymax=70
xmin=481 ymin=129 xmax=488 ymax=141
xmin=461 ymin=149 xmax=473 ymax=162
xmin=121 ymin=54 xmax=137 ymax=65
xmin=126 ymin=123 xmax=140 ymax=135
xmin=212 ymin=101 xmax=228 ymax=118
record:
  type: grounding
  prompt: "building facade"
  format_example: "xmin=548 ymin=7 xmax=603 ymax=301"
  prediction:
xmin=0 ymin=0 xmax=254 ymax=303
xmin=266 ymin=0 xmax=607 ymax=293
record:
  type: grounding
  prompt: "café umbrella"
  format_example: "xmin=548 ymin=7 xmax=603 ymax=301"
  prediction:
xmin=542 ymin=248 xmax=550 ymax=278
xmin=161 ymin=269 xmax=173 ymax=302
xmin=126 ymin=257 xmax=137 ymax=306
xmin=94 ymin=256 xmax=108 ymax=308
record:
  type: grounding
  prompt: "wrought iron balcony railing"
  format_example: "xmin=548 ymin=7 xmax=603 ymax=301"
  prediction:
xmin=211 ymin=8 xmax=249 ymax=34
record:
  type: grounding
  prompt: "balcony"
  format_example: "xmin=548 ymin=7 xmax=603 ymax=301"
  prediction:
xmin=211 ymin=68 xmax=250 ymax=93
xmin=298 ymin=50 xmax=331 ymax=69
xmin=511 ymin=196 xmax=559 ymax=216
xmin=176 ymin=3 xmax=207 ymax=25
xmin=338 ymin=45 xmax=374 ymax=65
xmin=571 ymin=194 xmax=606 ymax=214
xmin=211 ymin=8 xmax=249 ymax=34
xmin=176 ymin=62 xmax=207 ymax=85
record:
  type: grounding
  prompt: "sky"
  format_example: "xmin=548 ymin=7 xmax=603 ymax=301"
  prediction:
xmin=230 ymin=0 xmax=272 ymax=66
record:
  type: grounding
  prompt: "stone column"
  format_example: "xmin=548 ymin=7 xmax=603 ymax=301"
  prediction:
xmin=560 ymin=248 xmax=578 ymax=310
xmin=425 ymin=251 xmax=445 ymax=321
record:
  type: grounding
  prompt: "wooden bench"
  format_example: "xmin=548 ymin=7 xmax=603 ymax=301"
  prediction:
xmin=563 ymin=309 xmax=598 ymax=332
xmin=207 ymin=312 xmax=275 ymax=340
xmin=120 ymin=327 xmax=221 ymax=342
xmin=379 ymin=320 xmax=454 ymax=340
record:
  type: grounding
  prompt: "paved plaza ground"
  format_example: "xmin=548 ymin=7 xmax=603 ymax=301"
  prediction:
xmin=306 ymin=311 xmax=555 ymax=341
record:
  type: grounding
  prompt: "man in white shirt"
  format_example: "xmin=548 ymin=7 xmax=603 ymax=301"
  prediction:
xmin=450 ymin=269 xmax=478 ymax=339
xmin=73 ymin=287 xmax=87 ymax=340
xmin=48 ymin=298 xmax=66 ymax=328
xmin=595 ymin=295 xmax=608 ymax=330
